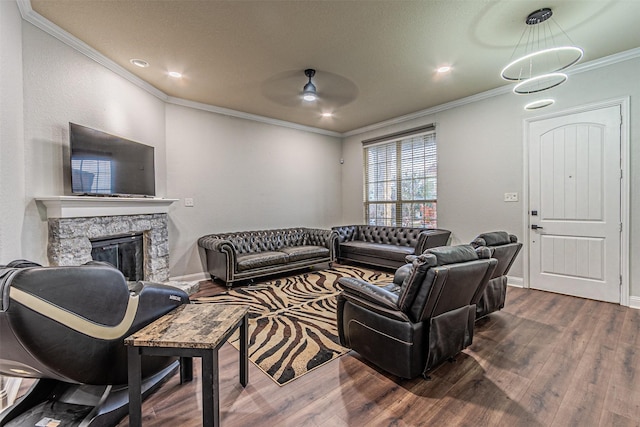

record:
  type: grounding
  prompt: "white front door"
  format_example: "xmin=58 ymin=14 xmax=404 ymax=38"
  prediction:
xmin=528 ymin=105 xmax=621 ymax=302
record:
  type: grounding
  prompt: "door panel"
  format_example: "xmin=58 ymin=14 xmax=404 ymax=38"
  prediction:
xmin=528 ymin=106 xmax=620 ymax=302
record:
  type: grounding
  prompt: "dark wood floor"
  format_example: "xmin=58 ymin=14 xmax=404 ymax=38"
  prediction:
xmin=109 ymin=270 xmax=640 ymax=427
xmin=11 ymin=268 xmax=635 ymax=426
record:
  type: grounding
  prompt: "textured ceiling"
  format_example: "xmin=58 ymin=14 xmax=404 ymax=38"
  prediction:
xmin=29 ymin=0 xmax=640 ymax=133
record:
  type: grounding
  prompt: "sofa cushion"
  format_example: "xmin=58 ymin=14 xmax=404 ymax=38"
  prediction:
xmin=340 ymin=241 xmax=415 ymax=262
xmin=279 ymin=245 xmax=330 ymax=262
xmin=236 ymin=251 xmax=288 ymax=272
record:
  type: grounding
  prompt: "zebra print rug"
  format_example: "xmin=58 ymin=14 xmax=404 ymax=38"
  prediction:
xmin=191 ymin=265 xmax=393 ymax=386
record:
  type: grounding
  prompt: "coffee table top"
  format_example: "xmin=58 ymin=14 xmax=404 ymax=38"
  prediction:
xmin=124 ymin=303 xmax=249 ymax=349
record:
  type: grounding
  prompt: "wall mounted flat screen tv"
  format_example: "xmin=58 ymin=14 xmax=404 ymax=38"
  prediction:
xmin=69 ymin=123 xmax=156 ymax=197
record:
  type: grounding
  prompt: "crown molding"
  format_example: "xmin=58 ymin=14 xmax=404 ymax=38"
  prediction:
xmin=17 ymin=1 xmax=640 ymax=139
xmin=17 ymin=0 xmax=339 ymax=138
xmin=569 ymin=47 xmax=640 ymax=76
xmin=166 ymin=97 xmax=342 ymax=137
xmin=343 ymin=47 xmax=640 ymax=138
xmin=17 ymin=0 xmax=168 ymax=102
xmin=342 ymin=85 xmax=512 ymax=137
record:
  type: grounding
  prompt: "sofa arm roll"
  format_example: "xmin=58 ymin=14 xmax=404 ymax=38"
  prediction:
xmin=197 ymin=236 xmax=239 ymax=280
xmin=415 ymin=229 xmax=451 ymax=254
xmin=198 ymin=236 xmax=235 ymax=252
xmin=305 ymin=228 xmax=339 ymax=261
xmin=331 ymin=225 xmax=358 ymax=243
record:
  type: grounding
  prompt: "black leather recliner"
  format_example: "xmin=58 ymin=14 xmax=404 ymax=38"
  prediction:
xmin=0 ymin=260 xmax=189 ymax=427
xmin=336 ymin=245 xmax=497 ymax=379
xmin=470 ymin=231 xmax=523 ymax=319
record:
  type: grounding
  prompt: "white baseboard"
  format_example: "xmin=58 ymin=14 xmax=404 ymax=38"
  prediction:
xmin=629 ymin=296 xmax=640 ymax=310
xmin=169 ymin=272 xmax=208 ymax=282
xmin=507 ymin=276 xmax=524 ymax=288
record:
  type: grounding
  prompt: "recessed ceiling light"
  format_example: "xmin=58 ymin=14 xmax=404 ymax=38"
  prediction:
xmin=322 ymin=112 xmax=333 ymax=118
xmin=130 ymin=59 xmax=149 ymax=68
xmin=168 ymin=71 xmax=182 ymax=78
xmin=436 ymin=66 xmax=451 ymax=73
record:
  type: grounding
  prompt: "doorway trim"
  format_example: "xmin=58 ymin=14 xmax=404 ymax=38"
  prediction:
xmin=522 ymin=97 xmax=630 ymax=306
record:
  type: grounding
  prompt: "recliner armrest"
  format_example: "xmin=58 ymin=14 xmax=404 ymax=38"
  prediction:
xmin=338 ymin=277 xmax=400 ymax=311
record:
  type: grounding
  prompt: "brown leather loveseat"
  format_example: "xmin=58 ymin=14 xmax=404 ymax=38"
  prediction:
xmin=198 ymin=227 xmax=338 ymax=288
xmin=332 ymin=225 xmax=450 ymax=269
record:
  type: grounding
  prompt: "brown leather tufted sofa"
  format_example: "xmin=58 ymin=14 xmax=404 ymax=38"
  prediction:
xmin=198 ymin=227 xmax=338 ymax=288
xmin=332 ymin=225 xmax=451 ymax=269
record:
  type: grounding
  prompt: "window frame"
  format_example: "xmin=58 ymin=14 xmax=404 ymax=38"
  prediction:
xmin=363 ymin=130 xmax=437 ymax=228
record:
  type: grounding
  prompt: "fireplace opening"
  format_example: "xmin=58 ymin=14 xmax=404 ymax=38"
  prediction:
xmin=91 ymin=233 xmax=144 ymax=281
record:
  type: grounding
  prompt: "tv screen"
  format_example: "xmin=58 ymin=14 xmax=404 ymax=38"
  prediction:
xmin=69 ymin=123 xmax=156 ymax=197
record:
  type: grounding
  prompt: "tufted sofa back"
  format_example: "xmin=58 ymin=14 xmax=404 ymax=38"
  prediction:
xmin=360 ymin=226 xmax=423 ymax=246
xmin=333 ymin=225 xmax=423 ymax=247
xmin=202 ymin=228 xmax=310 ymax=255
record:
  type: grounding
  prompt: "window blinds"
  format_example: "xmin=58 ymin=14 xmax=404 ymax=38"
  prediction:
xmin=363 ymin=128 xmax=437 ymax=227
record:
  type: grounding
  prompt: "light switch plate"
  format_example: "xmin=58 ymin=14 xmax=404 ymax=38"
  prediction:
xmin=504 ymin=192 xmax=518 ymax=202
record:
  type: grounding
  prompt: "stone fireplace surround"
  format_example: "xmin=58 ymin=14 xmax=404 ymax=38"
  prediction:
xmin=48 ymin=213 xmax=169 ymax=282
xmin=36 ymin=196 xmax=178 ymax=282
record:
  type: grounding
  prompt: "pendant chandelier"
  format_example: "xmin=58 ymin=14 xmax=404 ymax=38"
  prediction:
xmin=501 ymin=8 xmax=583 ymax=107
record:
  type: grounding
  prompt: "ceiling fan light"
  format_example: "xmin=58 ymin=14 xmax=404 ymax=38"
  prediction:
xmin=303 ymin=81 xmax=317 ymax=101
xmin=303 ymin=93 xmax=317 ymax=102
xmin=302 ymin=68 xmax=318 ymax=102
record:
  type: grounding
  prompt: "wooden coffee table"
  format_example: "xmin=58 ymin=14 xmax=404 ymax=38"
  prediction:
xmin=125 ymin=303 xmax=249 ymax=426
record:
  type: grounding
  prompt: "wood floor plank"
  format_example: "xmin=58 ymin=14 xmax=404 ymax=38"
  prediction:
xmin=602 ymin=383 xmax=640 ymax=424
xmin=12 ymin=268 xmax=626 ymax=427
xmin=510 ymin=351 xmax=578 ymax=425
xmin=619 ymin=306 xmax=640 ymax=349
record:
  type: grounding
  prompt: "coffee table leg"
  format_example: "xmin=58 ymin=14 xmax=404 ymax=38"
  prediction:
xmin=127 ymin=346 xmax=142 ymax=427
xmin=240 ymin=313 xmax=248 ymax=387
xmin=180 ymin=357 xmax=193 ymax=383
xmin=202 ymin=350 xmax=219 ymax=426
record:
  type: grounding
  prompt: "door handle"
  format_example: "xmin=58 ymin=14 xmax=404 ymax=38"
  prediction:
xmin=531 ymin=224 xmax=544 ymax=230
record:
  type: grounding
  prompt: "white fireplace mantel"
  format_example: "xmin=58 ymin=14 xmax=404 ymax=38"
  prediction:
xmin=36 ymin=196 xmax=178 ymax=218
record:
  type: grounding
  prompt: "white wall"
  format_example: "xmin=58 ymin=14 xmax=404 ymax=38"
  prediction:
xmin=3 ymin=13 xmax=342 ymax=276
xmin=0 ymin=1 xmax=25 ymax=262
xmin=165 ymin=104 xmax=342 ymax=278
xmin=18 ymin=21 xmax=167 ymax=264
xmin=341 ymin=57 xmax=640 ymax=298
xmin=5 ymin=3 xmax=638 ymax=301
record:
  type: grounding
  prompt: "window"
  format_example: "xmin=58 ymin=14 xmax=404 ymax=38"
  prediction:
xmin=364 ymin=130 xmax=437 ymax=227
xmin=71 ymin=159 xmax=113 ymax=194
